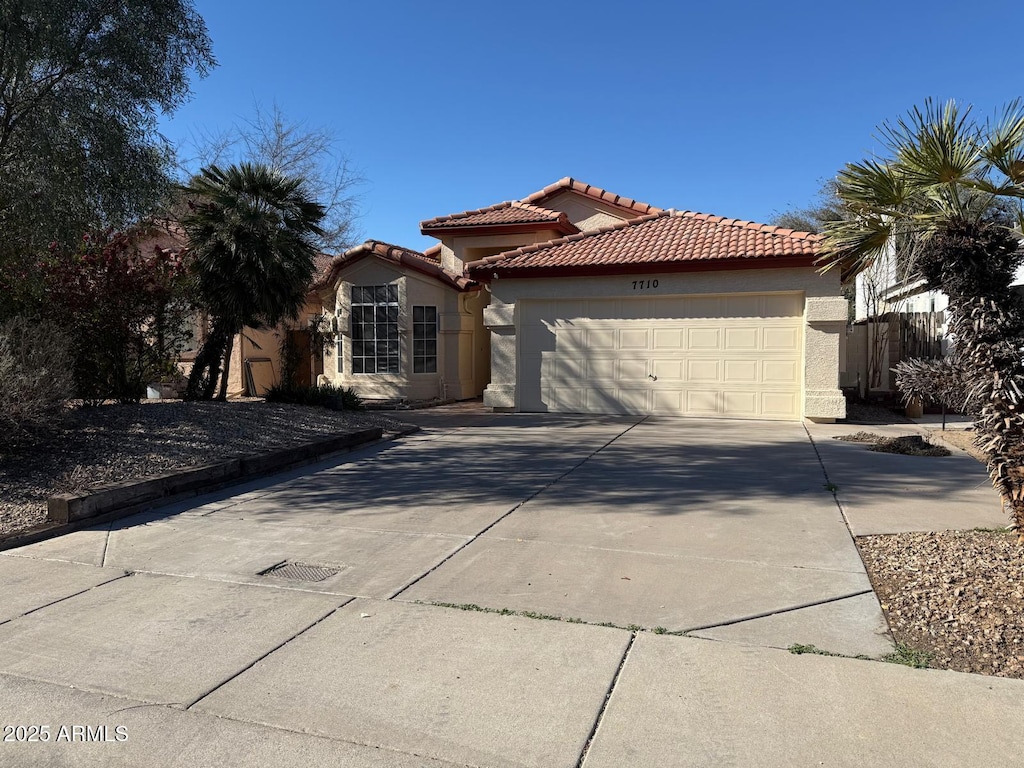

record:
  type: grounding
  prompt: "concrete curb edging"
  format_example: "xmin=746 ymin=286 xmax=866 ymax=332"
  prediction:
xmin=1 ymin=425 xmax=418 ymax=552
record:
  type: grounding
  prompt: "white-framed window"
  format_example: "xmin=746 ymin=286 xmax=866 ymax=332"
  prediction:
xmin=412 ymin=306 xmax=438 ymax=373
xmin=351 ymin=284 xmax=400 ymax=374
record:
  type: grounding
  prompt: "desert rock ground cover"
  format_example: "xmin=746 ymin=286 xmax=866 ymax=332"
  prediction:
xmin=0 ymin=401 xmax=411 ymax=538
xmin=843 ymin=405 xmax=1023 ymax=678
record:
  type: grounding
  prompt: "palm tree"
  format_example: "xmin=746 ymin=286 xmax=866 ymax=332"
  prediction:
xmin=818 ymin=100 xmax=1024 ymax=537
xmin=181 ymin=162 xmax=325 ymax=400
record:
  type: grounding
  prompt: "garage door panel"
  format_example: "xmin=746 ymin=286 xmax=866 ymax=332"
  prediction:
xmin=653 ymin=328 xmax=683 ymax=349
xmin=587 ymin=328 xmax=616 ymax=349
xmin=619 ymin=329 xmax=650 ymax=349
xmin=616 ymin=358 xmax=646 ymax=381
xmin=587 ymin=357 xmax=617 ymax=379
xmin=685 ymin=297 xmax=723 ymax=318
xmin=723 ymin=359 xmax=758 ymax=384
xmin=555 ymin=329 xmax=585 ymax=352
xmin=763 ymin=293 xmax=803 ymax=317
xmin=520 ymin=294 xmax=803 ymax=420
xmin=652 ymin=389 xmax=684 ymax=411
xmin=763 ymin=327 xmax=800 ymax=351
xmin=724 ymin=327 xmax=759 ymax=350
xmin=686 ymin=390 xmax=720 ymax=414
xmin=725 ymin=295 xmax=761 ymax=317
xmin=762 ymin=392 xmax=799 ymax=417
xmin=686 ymin=359 xmax=721 ymax=382
xmin=763 ymin=360 xmax=800 ymax=385
xmin=687 ymin=328 xmax=720 ymax=350
xmin=617 ymin=387 xmax=649 ymax=412
xmin=545 ymin=357 xmax=585 ymax=384
xmin=723 ymin=391 xmax=760 ymax=416
xmin=652 ymin=359 xmax=683 ymax=380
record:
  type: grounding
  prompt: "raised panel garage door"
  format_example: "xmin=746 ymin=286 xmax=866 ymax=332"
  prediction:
xmin=518 ymin=293 xmax=804 ymax=420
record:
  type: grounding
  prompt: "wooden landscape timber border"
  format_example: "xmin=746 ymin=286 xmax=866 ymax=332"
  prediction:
xmin=0 ymin=425 xmax=417 ymax=552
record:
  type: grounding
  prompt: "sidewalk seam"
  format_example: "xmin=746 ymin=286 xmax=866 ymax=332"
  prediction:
xmin=386 ymin=418 xmax=648 ymax=600
xmin=575 ymin=630 xmax=637 ymax=768
xmin=0 ymin=571 xmax=131 ymax=628
xmin=183 ymin=597 xmax=354 ymax=711
xmin=681 ymin=588 xmax=874 ymax=633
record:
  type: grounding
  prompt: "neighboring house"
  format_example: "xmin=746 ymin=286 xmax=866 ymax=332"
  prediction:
xmin=144 ymin=224 xmax=331 ymax=397
xmin=848 ymin=250 xmax=1024 ymax=394
xmin=315 ymin=177 xmax=849 ymax=422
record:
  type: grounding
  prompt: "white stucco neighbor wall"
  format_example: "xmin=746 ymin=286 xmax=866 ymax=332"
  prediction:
xmin=482 ymin=266 xmax=847 ymax=422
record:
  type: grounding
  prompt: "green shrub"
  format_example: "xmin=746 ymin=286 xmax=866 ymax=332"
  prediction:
xmin=265 ymin=382 xmax=362 ymax=411
xmin=0 ymin=317 xmax=75 ymax=450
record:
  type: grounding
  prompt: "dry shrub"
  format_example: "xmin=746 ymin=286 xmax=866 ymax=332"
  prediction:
xmin=0 ymin=316 xmax=74 ymax=450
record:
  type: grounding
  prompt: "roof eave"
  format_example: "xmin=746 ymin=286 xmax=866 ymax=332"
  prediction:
xmin=468 ymin=255 xmax=819 ymax=282
xmin=420 ymin=220 xmax=579 ymax=238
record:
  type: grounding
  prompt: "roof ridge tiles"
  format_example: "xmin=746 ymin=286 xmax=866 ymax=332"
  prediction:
xmin=520 ymin=177 xmax=664 ymax=216
xmin=673 ymin=210 xmax=821 ymax=241
xmin=420 ymin=199 xmax=564 ymax=230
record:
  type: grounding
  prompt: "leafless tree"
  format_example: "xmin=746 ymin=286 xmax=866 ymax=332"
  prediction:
xmin=177 ymin=102 xmax=362 ymax=253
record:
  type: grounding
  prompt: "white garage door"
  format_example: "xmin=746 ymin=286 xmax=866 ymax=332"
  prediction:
xmin=518 ymin=293 xmax=804 ymax=420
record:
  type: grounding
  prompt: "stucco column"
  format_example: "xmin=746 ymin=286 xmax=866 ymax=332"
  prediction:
xmin=803 ymin=296 xmax=848 ymax=422
xmin=482 ymin=301 xmax=516 ymax=411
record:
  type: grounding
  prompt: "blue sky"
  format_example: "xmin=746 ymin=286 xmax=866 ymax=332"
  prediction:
xmin=159 ymin=0 xmax=1024 ymax=253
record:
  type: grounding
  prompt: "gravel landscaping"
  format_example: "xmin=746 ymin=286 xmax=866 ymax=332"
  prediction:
xmin=836 ymin=411 xmax=1024 ymax=678
xmin=858 ymin=530 xmax=1024 ymax=678
xmin=0 ymin=401 xmax=413 ymax=538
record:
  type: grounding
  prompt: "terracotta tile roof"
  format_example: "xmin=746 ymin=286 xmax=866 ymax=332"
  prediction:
xmin=420 ymin=200 xmax=577 ymax=236
xmin=521 ymin=177 xmax=664 ymax=217
xmin=421 ymin=200 xmax=565 ymax=229
xmin=466 ymin=210 xmax=821 ymax=278
xmin=315 ymin=240 xmax=476 ymax=291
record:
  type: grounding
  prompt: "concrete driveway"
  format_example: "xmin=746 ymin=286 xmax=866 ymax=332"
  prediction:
xmin=1 ymin=409 xmax=1020 ymax=767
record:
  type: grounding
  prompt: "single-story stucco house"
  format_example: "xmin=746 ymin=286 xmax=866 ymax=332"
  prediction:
xmin=314 ymin=178 xmax=848 ymax=422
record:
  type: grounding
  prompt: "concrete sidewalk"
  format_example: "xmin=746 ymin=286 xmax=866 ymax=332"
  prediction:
xmin=0 ymin=408 xmax=1019 ymax=767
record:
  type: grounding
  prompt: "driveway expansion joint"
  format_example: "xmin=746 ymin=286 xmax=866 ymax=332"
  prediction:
xmin=184 ymin=597 xmax=353 ymax=711
xmin=385 ymin=417 xmax=648 ymax=601
xmin=574 ymin=630 xmax=637 ymax=768
xmin=680 ymin=588 xmax=875 ymax=634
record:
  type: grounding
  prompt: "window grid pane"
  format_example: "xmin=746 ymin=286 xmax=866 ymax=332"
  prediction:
xmin=412 ymin=305 xmax=438 ymax=374
xmin=351 ymin=284 xmax=400 ymax=375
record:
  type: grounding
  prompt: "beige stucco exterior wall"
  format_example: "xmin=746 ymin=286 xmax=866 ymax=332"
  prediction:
xmin=321 ymin=257 xmax=485 ymax=401
xmin=538 ymin=191 xmax=640 ymax=231
xmin=225 ymin=297 xmax=326 ymax=397
xmin=439 ymin=230 xmax=564 ymax=277
xmin=482 ymin=266 xmax=847 ymax=422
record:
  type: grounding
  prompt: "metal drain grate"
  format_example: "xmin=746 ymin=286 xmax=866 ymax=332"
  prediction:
xmin=258 ymin=561 xmax=342 ymax=582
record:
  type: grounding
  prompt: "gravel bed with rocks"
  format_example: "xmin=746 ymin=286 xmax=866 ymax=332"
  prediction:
xmin=846 ymin=414 xmax=1024 ymax=678
xmin=928 ymin=426 xmax=988 ymax=463
xmin=858 ymin=530 xmax=1024 ymax=678
xmin=0 ymin=401 xmax=414 ymax=538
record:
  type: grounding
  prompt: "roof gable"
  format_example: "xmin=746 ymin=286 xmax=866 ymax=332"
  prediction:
xmin=317 ymin=240 xmax=475 ymax=291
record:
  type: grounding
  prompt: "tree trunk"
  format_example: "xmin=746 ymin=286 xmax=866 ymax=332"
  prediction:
xmin=185 ymin=318 xmax=231 ymax=400
xmin=915 ymin=221 xmax=1024 ymax=540
xmin=946 ymin=291 xmax=1024 ymax=540
xmin=217 ymin=333 xmax=234 ymax=401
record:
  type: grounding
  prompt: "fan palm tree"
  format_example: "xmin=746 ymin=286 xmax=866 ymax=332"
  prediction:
xmin=818 ymin=100 xmax=1024 ymax=537
xmin=181 ymin=162 xmax=325 ymax=400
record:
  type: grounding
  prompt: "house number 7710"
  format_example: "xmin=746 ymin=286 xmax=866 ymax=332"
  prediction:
xmin=632 ymin=279 xmax=659 ymax=290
